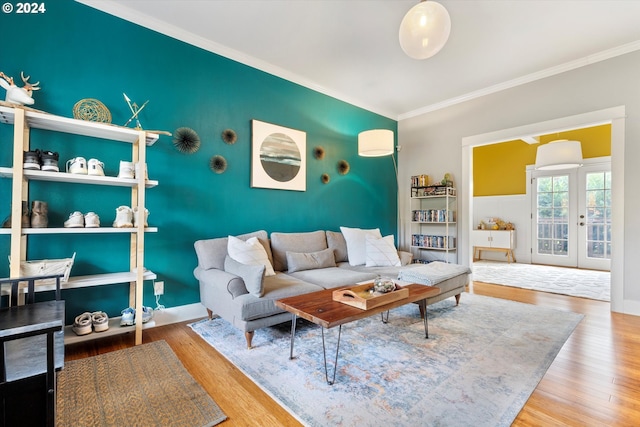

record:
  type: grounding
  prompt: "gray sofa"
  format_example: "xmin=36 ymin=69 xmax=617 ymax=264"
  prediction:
xmin=194 ymin=229 xmax=469 ymax=348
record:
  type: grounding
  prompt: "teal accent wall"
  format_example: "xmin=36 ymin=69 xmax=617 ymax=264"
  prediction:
xmin=0 ymin=0 xmax=397 ymax=324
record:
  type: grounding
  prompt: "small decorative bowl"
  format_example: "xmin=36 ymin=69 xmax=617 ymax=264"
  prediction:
xmin=373 ymin=278 xmax=396 ymax=293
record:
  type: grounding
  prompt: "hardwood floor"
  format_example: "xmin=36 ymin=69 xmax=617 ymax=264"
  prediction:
xmin=65 ymin=282 xmax=640 ymax=426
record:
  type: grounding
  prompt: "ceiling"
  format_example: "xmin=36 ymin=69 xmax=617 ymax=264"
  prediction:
xmin=80 ymin=0 xmax=640 ymax=120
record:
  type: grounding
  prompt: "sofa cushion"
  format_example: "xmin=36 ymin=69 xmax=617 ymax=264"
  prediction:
xmin=194 ymin=230 xmax=270 ymax=271
xmin=270 ymin=230 xmax=327 ymax=272
xmin=289 ymin=267 xmax=378 ymax=290
xmin=224 ymin=256 xmax=266 ymax=297
xmin=238 ymin=273 xmax=323 ymax=321
xmin=228 ymin=235 xmax=276 ymax=276
xmin=339 ymin=226 xmax=382 ymax=266
xmin=366 ymin=234 xmax=401 ymax=267
xmin=326 ymin=230 xmax=349 ymax=263
xmin=286 ymin=248 xmax=336 ymax=273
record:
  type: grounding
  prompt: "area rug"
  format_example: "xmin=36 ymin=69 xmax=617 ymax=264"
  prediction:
xmin=57 ymin=340 xmax=227 ymax=427
xmin=189 ymin=293 xmax=583 ymax=427
xmin=472 ymin=260 xmax=610 ymax=301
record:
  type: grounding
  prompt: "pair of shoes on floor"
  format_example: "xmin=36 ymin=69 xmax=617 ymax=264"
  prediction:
xmin=117 ymin=161 xmax=148 ymax=180
xmin=64 ymin=211 xmax=100 ymax=228
xmin=72 ymin=311 xmax=109 ymax=335
xmin=113 ymin=206 xmax=149 ymax=228
xmin=120 ymin=306 xmax=153 ymax=326
xmin=24 ymin=149 xmax=60 ymax=172
xmin=66 ymin=157 xmax=105 ymax=176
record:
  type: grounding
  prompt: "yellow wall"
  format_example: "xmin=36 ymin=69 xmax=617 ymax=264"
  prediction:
xmin=473 ymin=125 xmax=611 ymax=196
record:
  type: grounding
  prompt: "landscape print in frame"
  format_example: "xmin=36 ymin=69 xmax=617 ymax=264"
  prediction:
xmin=251 ymin=119 xmax=306 ymax=191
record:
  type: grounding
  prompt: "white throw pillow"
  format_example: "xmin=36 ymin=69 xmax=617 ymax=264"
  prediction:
xmin=227 ymin=235 xmax=276 ymax=276
xmin=340 ymin=226 xmax=382 ymax=266
xmin=365 ymin=234 xmax=401 ymax=267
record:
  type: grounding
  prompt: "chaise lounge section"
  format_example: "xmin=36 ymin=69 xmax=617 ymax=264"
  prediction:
xmin=194 ymin=228 xmax=470 ymax=348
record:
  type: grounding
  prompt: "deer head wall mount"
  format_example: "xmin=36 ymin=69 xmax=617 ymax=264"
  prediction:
xmin=0 ymin=71 xmax=40 ymax=105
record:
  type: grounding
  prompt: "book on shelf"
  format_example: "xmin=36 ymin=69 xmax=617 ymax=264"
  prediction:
xmin=411 ymin=174 xmax=429 ymax=188
xmin=411 ymin=234 xmax=457 ymax=249
xmin=411 ymin=209 xmax=456 ymax=222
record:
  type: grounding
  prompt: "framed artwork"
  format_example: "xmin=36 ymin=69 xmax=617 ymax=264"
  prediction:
xmin=251 ymin=119 xmax=306 ymax=191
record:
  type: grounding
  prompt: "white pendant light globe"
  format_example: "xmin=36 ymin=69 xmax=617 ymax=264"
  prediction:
xmin=399 ymin=0 xmax=451 ymax=60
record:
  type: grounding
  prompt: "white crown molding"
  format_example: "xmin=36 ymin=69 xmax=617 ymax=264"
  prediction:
xmin=76 ymin=0 xmax=397 ymax=120
xmin=77 ymin=1 xmax=640 ymax=122
xmin=399 ymin=40 xmax=640 ymax=121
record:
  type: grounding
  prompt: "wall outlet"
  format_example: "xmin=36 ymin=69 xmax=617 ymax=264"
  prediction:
xmin=154 ymin=281 xmax=164 ymax=296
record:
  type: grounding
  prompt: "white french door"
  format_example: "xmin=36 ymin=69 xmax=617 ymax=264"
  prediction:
xmin=531 ymin=159 xmax=611 ymax=271
xmin=531 ymin=171 xmax=578 ymax=267
xmin=577 ymin=164 xmax=611 ymax=270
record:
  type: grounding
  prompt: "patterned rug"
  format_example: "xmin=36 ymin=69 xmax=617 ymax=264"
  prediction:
xmin=190 ymin=293 xmax=583 ymax=427
xmin=472 ymin=260 xmax=610 ymax=301
xmin=57 ymin=340 xmax=227 ymax=427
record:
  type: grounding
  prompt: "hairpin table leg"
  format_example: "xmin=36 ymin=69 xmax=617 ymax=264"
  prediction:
xmin=288 ymin=314 xmax=297 ymax=360
xmin=321 ymin=325 xmax=342 ymax=385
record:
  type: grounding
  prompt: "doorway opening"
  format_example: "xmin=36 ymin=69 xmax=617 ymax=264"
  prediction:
xmin=461 ymin=106 xmax=624 ymax=310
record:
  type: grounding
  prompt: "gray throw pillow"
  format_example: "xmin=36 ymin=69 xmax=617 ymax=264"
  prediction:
xmin=224 ymin=256 xmax=266 ymax=297
xmin=286 ymin=248 xmax=336 ymax=273
xmin=326 ymin=230 xmax=348 ymax=263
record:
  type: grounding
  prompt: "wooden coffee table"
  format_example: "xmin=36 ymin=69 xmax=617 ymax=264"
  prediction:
xmin=275 ymin=283 xmax=440 ymax=384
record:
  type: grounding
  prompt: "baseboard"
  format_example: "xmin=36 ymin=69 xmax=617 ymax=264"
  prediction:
xmin=622 ymin=299 xmax=640 ymax=316
xmin=150 ymin=303 xmax=209 ymax=327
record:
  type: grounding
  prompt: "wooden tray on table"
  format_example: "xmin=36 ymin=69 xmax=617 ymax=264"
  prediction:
xmin=332 ymin=282 xmax=409 ymax=310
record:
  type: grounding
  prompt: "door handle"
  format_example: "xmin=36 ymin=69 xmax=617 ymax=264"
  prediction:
xmin=579 ymin=222 xmax=585 ymax=226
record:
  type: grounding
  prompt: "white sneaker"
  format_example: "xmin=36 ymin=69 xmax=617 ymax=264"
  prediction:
xmin=84 ymin=212 xmax=100 ymax=228
xmin=133 ymin=207 xmax=149 ymax=227
xmin=66 ymin=157 xmax=87 ymax=175
xmin=117 ymin=160 xmax=134 ymax=179
xmin=72 ymin=312 xmax=93 ymax=336
xmin=141 ymin=306 xmax=154 ymax=323
xmin=87 ymin=158 xmax=105 ymax=176
xmin=64 ymin=211 xmax=84 ymax=228
xmin=113 ymin=206 xmax=133 ymax=228
xmin=135 ymin=162 xmax=148 ymax=180
xmin=91 ymin=311 xmax=109 ymax=332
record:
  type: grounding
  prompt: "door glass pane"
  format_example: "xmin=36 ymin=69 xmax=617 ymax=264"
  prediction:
xmin=585 ymin=171 xmax=611 ymax=260
xmin=536 ymin=175 xmax=569 ymax=257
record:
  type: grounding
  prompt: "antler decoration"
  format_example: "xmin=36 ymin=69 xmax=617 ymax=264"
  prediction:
xmin=0 ymin=72 xmax=14 ymax=86
xmin=20 ymin=71 xmax=40 ymax=94
xmin=0 ymin=70 xmax=40 ymax=105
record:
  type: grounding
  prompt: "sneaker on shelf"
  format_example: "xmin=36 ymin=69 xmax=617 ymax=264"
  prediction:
xmin=66 ymin=157 xmax=87 ymax=175
xmin=40 ymin=150 xmax=60 ymax=172
xmin=72 ymin=312 xmax=93 ymax=336
xmin=135 ymin=162 xmax=148 ymax=180
xmin=113 ymin=206 xmax=133 ymax=228
xmin=23 ymin=149 xmax=41 ymax=170
xmin=87 ymin=158 xmax=105 ymax=176
xmin=84 ymin=212 xmax=100 ymax=228
xmin=142 ymin=306 xmax=154 ymax=323
xmin=64 ymin=211 xmax=85 ymax=228
xmin=133 ymin=207 xmax=149 ymax=228
xmin=120 ymin=307 xmax=135 ymax=326
xmin=91 ymin=311 xmax=109 ymax=332
xmin=117 ymin=160 xmax=135 ymax=179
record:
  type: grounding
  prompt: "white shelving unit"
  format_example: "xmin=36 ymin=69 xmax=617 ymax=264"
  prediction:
xmin=410 ymin=185 xmax=457 ymax=263
xmin=0 ymin=105 xmax=159 ymax=345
